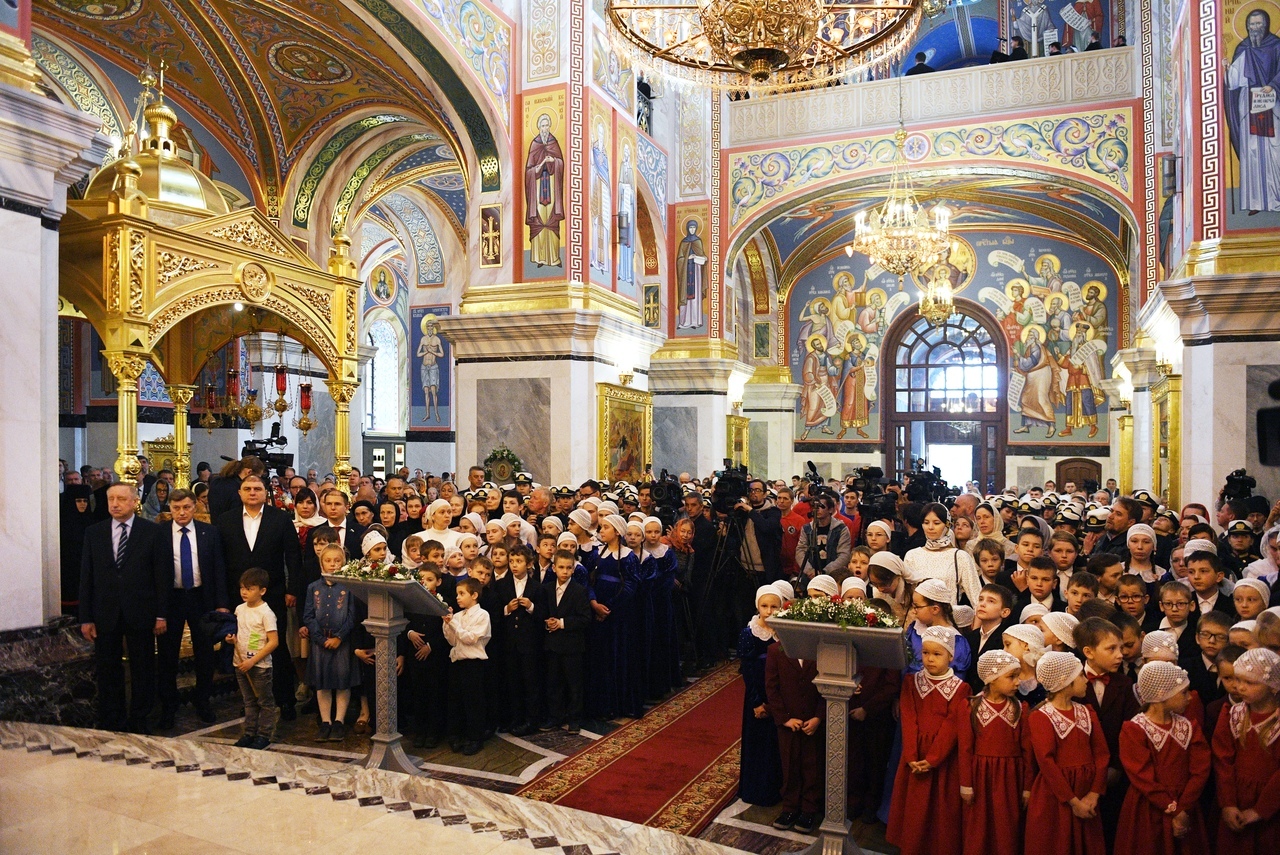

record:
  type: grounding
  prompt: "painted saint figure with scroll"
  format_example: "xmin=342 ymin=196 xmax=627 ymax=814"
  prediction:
xmin=800 ymin=336 xmax=839 ymax=440
xmin=417 ymin=314 xmax=444 ymax=424
xmin=836 ymin=331 xmax=874 ymax=439
xmin=675 ymin=218 xmax=707 ymax=329
xmin=1059 ymin=323 xmax=1105 ymax=437
xmin=1059 ymin=0 xmax=1103 ymax=54
xmin=1226 ymin=9 xmax=1280 ymax=213
xmin=525 ymin=112 xmax=564 ymax=267
xmin=1074 ymin=282 xmax=1109 ymax=339
xmin=1013 ymin=325 xmax=1060 ymax=437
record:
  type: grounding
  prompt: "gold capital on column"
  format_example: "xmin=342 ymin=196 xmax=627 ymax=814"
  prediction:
xmin=326 ymin=377 xmax=359 ymax=495
xmin=167 ymin=384 xmax=197 ymax=488
xmin=106 ymin=352 xmax=147 ymax=485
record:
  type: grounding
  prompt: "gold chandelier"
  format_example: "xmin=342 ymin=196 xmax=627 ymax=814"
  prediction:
xmin=606 ymin=0 xmax=922 ymax=91
xmin=918 ymin=269 xmax=955 ymax=326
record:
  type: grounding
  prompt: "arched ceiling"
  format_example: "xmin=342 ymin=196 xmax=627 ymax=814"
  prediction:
xmin=735 ymin=173 xmax=1135 ymax=303
xmin=34 ymin=0 xmax=500 ymax=217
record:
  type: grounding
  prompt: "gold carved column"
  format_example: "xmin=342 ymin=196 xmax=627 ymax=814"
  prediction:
xmin=1151 ymin=373 xmax=1181 ymax=510
xmin=328 ymin=378 xmax=357 ymax=496
xmin=167 ymin=384 xmax=196 ymax=488
xmin=106 ymin=353 xmax=146 ymax=486
xmin=1118 ymin=413 xmax=1134 ymax=495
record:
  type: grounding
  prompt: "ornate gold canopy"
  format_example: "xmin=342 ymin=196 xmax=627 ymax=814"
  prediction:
xmin=60 ymin=159 xmax=362 ymax=488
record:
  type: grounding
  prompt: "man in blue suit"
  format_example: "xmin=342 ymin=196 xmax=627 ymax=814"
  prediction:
xmin=155 ymin=488 xmax=229 ymax=729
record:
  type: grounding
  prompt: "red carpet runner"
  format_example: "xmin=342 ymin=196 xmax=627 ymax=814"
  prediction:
xmin=517 ymin=662 xmax=745 ymax=837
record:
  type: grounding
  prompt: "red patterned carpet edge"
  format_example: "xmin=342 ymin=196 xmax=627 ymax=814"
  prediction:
xmin=517 ymin=662 xmax=745 ymax=837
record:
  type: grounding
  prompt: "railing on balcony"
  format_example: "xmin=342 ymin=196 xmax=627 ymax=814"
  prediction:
xmin=725 ymin=47 xmax=1139 ymax=149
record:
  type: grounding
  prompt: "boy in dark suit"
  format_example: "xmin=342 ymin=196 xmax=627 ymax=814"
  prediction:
xmin=1014 ymin=556 xmax=1065 ymax=613
xmin=1184 ymin=551 xmax=1238 ymax=624
xmin=79 ymin=483 xmax=169 ymax=733
xmin=1180 ymin=609 xmax=1230 ymax=705
xmin=155 ymin=488 xmax=228 ymax=728
xmin=494 ymin=545 xmax=546 ymax=735
xmin=542 ymin=549 xmax=591 ymax=732
xmin=1074 ymin=615 xmax=1140 ymax=847
xmin=406 ymin=563 xmax=450 ymax=748
xmin=963 ymin=583 xmax=1015 ymax=690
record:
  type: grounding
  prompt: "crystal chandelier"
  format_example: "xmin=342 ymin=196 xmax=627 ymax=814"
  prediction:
xmin=849 ymin=76 xmax=952 ymax=297
xmin=918 ymin=269 xmax=955 ymax=326
xmin=606 ymin=0 xmax=922 ymax=91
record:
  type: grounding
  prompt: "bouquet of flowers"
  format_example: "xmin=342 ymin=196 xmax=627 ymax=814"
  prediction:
xmin=328 ymin=557 xmax=417 ymax=582
xmin=776 ymin=596 xmax=902 ymax=629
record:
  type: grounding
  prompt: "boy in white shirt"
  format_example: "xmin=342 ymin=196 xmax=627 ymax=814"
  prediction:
xmin=442 ymin=576 xmax=491 ymax=755
xmin=225 ymin=567 xmax=279 ymax=749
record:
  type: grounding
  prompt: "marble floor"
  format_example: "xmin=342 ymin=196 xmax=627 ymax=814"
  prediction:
xmin=0 ymin=721 xmax=741 ymax=855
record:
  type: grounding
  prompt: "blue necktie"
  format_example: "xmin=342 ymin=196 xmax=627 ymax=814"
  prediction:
xmin=116 ymin=522 xmax=129 ymax=570
xmin=180 ymin=526 xmax=194 ymax=589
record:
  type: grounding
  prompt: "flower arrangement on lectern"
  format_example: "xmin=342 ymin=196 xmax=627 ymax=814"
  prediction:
xmin=329 ymin=558 xmax=417 ymax=583
xmin=776 ymin=597 xmax=902 ymax=629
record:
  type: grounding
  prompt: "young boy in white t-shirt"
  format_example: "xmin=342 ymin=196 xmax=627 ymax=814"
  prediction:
xmin=225 ymin=567 xmax=279 ymax=749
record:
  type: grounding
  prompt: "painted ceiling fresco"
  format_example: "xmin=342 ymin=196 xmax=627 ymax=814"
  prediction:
xmin=33 ymin=0 xmax=496 ymax=214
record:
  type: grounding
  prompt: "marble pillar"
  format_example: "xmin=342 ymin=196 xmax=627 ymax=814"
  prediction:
xmin=649 ymin=343 xmax=754 ymax=477
xmin=438 ymin=293 xmax=663 ymax=484
xmin=0 ymin=81 xmax=108 ymax=632
xmin=1112 ymin=345 xmax=1160 ymax=492
xmin=740 ymin=368 xmax=801 ymax=481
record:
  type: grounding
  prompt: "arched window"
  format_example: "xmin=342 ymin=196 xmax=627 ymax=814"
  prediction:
xmin=364 ymin=319 xmax=399 ymax=433
xmin=894 ymin=314 xmax=1000 ymax=414
xmin=884 ymin=306 xmax=1006 ymax=492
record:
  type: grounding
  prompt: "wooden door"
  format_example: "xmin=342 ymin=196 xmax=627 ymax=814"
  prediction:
xmin=1056 ymin=457 xmax=1102 ymax=493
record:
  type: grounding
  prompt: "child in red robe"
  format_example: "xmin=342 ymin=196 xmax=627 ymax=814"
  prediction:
xmin=1114 ymin=661 xmax=1212 ymax=854
xmin=1212 ymin=647 xmax=1280 ymax=854
xmin=961 ymin=650 xmax=1033 ymax=855
xmin=764 ymin=640 xmax=824 ymax=834
xmin=1025 ymin=651 xmax=1109 ymax=855
xmin=887 ymin=625 xmax=970 ymax=855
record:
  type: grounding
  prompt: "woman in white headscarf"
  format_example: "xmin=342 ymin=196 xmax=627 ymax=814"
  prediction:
xmin=1246 ymin=524 xmax=1280 ymax=584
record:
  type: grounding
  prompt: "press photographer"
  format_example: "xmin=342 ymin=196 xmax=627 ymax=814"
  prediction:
xmin=794 ymin=488 xmax=852 ymax=582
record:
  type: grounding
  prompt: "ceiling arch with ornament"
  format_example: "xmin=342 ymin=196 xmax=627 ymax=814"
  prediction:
xmin=33 ymin=0 xmax=504 ymax=219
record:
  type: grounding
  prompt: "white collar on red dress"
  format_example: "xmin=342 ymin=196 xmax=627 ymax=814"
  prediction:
xmin=975 ymin=697 xmax=1020 ymax=729
xmin=1132 ymin=712 xmax=1193 ymax=751
xmin=1041 ymin=702 xmax=1093 ymax=738
xmin=914 ymin=669 xmax=963 ymax=701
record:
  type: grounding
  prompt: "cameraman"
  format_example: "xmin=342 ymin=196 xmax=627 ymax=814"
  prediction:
xmin=795 ymin=490 xmax=852 ymax=582
xmin=729 ymin=479 xmax=783 ymax=582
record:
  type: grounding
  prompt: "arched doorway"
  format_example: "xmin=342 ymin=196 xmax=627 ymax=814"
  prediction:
xmin=882 ymin=300 xmax=1006 ymax=493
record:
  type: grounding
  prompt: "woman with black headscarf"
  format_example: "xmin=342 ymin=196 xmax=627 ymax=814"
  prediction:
xmin=59 ymin=484 xmax=95 ymax=617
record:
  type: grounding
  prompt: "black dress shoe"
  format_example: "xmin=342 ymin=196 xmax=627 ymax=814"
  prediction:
xmin=461 ymin=740 xmax=482 ymax=756
xmin=317 ymin=722 xmax=332 ymax=742
xmin=280 ymin=704 xmax=297 ymax=722
xmin=792 ymin=813 xmax=818 ymax=834
xmin=772 ymin=810 xmax=798 ymax=831
xmin=234 ymin=734 xmax=255 ymax=748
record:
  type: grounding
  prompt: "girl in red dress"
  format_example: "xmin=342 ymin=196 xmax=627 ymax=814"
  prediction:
xmin=1143 ymin=630 xmax=1205 ymax=732
xmin=1212 ymin=647 xmax=1280 ymax=855
xmin=887 ymin=625 xmax=970 ymax=855
xmin=1025 ymin=651 xmax=1109 ymax=855
xmin=1114 ymin=661 xmax=1212 ymax=855
xmin=961 ymin=650 xmax=1033 ymax=855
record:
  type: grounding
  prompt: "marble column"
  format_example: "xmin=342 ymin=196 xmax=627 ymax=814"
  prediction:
xmin=438 ymin=285 xmax=663 ymax=484
xmin=0 ymin=80 xmax=108 ymax=632
xmin=1111 ymin=345 xmax=1160 ymax=491
xmin=740 ymin=366 xmax=800 ymax=481
xmin=1160 ymin=273 xmax=1280 ymax=506
xmin=649 ymin=341 xmax=754 ymax=478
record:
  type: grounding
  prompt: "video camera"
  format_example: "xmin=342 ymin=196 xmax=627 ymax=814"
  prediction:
xmin=904 ymin=460 xmax=957 ymax=504
xmin=242 ymin=422 xmax=294 ymax=477
xmin=648 ymin=469 xmax=683 ymax=529
xmin=711 ymin=459 xmax=750 ymax=516
xmin=1223 ymin=468 xmax=1257 ymax=501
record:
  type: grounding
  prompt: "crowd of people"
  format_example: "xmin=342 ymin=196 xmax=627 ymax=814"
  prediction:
xmin=736 ymin=474 xmax=1280 ymax=854
xmin=61 ymin=455 xmax=1280 ymax=852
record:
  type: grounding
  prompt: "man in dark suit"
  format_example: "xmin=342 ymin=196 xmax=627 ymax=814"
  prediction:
xmin=79 ymin=482 xmax=169 ymax=732
xmin=216 ymin=474 xmax=301 ymax=717
xmin=155 ymin=488 xmax=228 ymax=728
xmin=542 ymin=550 xmax=592 ymax=731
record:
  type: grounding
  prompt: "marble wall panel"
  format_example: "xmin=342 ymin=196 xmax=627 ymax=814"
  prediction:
xmin=654 ymin=406 xmax=698 ymax=476
xmin=477 ymin=378 xmax=551 ymax=480
xmin=748 ymin=421 xmax=769 ymax=478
